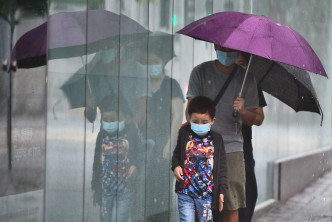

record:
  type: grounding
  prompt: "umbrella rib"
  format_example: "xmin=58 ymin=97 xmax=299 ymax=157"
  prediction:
xmin=288 ymin=28 xmax=317 ymax=73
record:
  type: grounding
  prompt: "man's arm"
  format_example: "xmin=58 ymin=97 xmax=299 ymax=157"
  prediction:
xmin=239 ymin=107 xmax=256 ymax=126
xmin=254 ymin=107 xmax=264 ymax=126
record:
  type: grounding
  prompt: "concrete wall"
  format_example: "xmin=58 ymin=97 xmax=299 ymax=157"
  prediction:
xmin=253 ymin=147 xmax=332 ymax=221
xmin=275 ymin=147 xmax=332 ymax=201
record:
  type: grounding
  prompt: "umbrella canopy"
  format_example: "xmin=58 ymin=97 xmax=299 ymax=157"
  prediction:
xmin=61 ymin=31 xmax=174 ymax=110
xmin=177 ymin=11 xmax=327 ymax=77
xmin=177 ymin=11 xmax=326 ymax=118
xmin=11 ymin=10 xmax=148 ymax=68
xmin=249 ymin=55 xmax=322 ymax=114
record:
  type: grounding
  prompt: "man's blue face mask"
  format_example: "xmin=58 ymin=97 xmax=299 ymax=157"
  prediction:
xmin=216 ymin=50 xmax=238 ymax=66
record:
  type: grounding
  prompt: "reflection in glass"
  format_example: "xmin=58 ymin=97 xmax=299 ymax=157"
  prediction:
xmin=91 ymin=95 xmax=142 ymax=221
xmin=134 ymin=32 xmax=185 ymax=221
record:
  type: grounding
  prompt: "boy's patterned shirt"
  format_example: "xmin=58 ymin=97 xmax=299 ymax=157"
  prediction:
xmin=101 ymin=135 xmax=130 ymax=195
xmin=178 ymin=133 xmax=214 ymax=201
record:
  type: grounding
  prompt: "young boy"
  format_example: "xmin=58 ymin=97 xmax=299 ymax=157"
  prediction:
xmin=172 ymin=96 xmax=228 ymax=222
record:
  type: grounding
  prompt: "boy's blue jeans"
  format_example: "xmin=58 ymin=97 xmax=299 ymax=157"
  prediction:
xmin=177 ymin=193 xmax=213 ymax=222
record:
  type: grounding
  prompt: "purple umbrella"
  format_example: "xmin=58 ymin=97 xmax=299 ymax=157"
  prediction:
xmin=11 ymin=10 xmax=148 ymax=68
xmin=177 ymin=11 xmax=326 ymax=120
xmin=177 ymin=11 xmax=327 ymax=77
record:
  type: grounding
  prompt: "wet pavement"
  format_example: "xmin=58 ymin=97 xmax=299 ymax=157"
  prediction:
xmin=254 ymin=169 xmax=332 ymax=222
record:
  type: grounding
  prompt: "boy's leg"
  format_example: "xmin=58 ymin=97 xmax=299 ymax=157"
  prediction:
xmin=101 ymin=195 xmax=114 ymax=222
xmin=111 ymin=191 xmax=134 ymax=222
xmin=194 ymin=198 xmax=213 ymax=222
xmin=177 ymin=193 xmax=196 ymax=222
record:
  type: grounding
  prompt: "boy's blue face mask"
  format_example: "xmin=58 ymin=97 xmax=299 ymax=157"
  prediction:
xmin=190 ymin=122 xmax=211 ymax=136
xmin=216 ymin=50 xmax=238 ymax=66
xmin=102 ymin=120 xmax=125 ymax=134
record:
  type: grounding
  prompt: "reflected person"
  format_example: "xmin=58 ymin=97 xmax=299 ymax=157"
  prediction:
xmin=136 ymin=37 xmax=185 ymax=221
xmin=85 ymin=42 xmax=150 ymax=125
xmin=186 ymin=45 xmax=259 ymax=222
xmin=91 ymin=95 xmax=142 ymax=222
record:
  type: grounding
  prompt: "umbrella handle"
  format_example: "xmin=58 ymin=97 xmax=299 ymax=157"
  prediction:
xmin=232 ymin=110 xmax=239 ymax=118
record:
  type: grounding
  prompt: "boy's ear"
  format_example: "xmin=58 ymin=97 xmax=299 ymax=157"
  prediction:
xmin=210 ymin=117 xmax=216 ymax=126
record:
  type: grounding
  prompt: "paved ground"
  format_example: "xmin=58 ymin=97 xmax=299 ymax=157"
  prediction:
xmin=254 ymin=169 xmax=332 ymax=222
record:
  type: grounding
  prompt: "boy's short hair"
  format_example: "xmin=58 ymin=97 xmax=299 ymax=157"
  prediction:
xmin=99 ymin=94 xmax=131 ymax=116
xmin=188 ymin=96 xmax=216 ymax=119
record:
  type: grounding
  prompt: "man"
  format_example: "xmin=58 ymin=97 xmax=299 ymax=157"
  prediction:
xmin=186 ymin=45 xmax=259 ymax=222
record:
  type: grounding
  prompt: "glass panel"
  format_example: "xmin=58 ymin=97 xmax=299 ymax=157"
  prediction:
xmin=46 ymin=0 xmax=87 ymax=221
xmin=0 ymin=0 xmax=11 ymax=200
xmin=0 ymin=0 xmax=47 ymax=221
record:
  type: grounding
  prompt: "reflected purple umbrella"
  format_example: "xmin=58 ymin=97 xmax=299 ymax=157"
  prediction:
xmin=11 ymin=10 xmax=148 ymax=68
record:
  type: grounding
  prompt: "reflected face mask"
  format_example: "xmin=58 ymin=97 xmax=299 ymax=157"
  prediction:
xmin=140 ymin=64 xmax=163 ymax=78
xmin=148 ymin=64 xmax=163 ymax=78
xmin=190 ymin=122 xmax=211 ymax=136
xmin=216 ymin=50 xmax=238 ymax=66
xmin=102 ymin=120 xmax=125 ymax=134
xmin=101 ymin=48 xmax=116 ymax=64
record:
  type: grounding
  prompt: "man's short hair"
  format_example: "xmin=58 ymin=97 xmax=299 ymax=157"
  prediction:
xmin=188 ymin=96 xmax=216 ymax=119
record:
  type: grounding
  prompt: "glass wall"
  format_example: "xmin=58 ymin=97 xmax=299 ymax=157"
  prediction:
xmin=0 ymin=0 xmax=331 ymax=221
xmin=0 ymin=0 xmax=47 ymax=221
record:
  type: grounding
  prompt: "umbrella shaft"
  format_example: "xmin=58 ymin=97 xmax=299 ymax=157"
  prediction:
xmin=239 ymin=54 xmax=252 ymax=97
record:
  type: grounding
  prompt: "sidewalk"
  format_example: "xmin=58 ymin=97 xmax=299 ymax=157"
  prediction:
xmin=254 ymin=169 xmax=332 ymax=222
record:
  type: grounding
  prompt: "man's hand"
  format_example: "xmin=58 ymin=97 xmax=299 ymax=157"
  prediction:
xmin=174 ymin=166 xmax=184 ymax=182
xmin=219 ymin=194 xmax=224 ymax=212
xmin=233 ymin=96 xmax=245 ymax=114
xmin=128 ymin=165 xmax=137 ymax=179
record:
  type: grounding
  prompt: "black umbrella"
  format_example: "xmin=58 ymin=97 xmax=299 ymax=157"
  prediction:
xmin=249 ymin=55 xmax=323 ymax=118
xmin=61 ymin=32 xmax=175 ymax=110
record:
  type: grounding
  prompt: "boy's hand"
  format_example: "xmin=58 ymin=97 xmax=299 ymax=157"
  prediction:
xmin=219 ymin=194 xmax=224 ymax=212
xmin=174 ymin=166 xmax=184 ymax=182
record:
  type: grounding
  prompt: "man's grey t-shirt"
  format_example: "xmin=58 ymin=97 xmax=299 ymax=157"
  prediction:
xmin=187 ymin=60 xmax=259 ymax=153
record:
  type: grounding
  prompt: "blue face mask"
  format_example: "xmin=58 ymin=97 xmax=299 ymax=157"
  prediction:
xmin=140 ymin=64 xmax=163 ymax=78
xmin=148 ymin=64 xmax=163 ymax=78
xmin=102 ymin=120 xmax=125 ymax=134
xmin=190 ymin=122 xmax=211 ymax=136
xmin=216 ymin=50 xmax=238 ymax=66
xmin=101 ymin=48 xmax=116 ymax=64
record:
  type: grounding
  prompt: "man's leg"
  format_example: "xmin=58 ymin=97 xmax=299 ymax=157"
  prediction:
xmin=177 ymin=193 xmax=196 ymax=222
xmin=224 ymin=210 xmax=239 ymax=222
